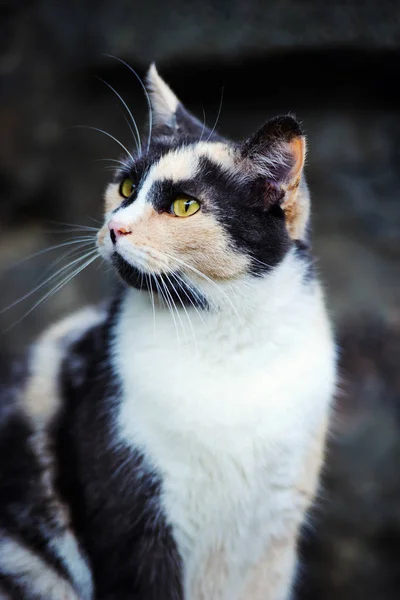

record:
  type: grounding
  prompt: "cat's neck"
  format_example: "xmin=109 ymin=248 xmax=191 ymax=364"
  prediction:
xmin=111 ymin=249 xmax=319 ymax=358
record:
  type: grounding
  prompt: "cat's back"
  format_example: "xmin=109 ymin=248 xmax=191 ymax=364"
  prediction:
xmin=0 ymin=306 xmax=106 ymax=600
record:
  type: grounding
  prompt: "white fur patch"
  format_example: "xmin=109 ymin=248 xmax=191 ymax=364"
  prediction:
xmin=147 ymin=64 xmax=179 ymax=126
xmin=50 ymin=532 xmax=93 ymax=600
xmin=23 ymin=306 xmax=106 ymax=423
xmin=0 ymin=535 xmax=83 ymax=600
xmin=153 ymin=146 xmax=199 ymax=182
xmin=113 ymin=250 xmax=336 ymax=599
xmin=107 ymin=146 xmax=198 ymax=231
xmin=195 ymin=141 xmax=236 ymax=172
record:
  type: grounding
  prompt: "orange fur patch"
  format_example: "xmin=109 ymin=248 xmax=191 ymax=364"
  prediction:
xmin=98 ymin=184 xmax=249 ymax=282
xmin=239 ymin=418 xmax=327 ymax=600
xmin=239 ymin=537 xmax=297 ymax=600
xmin=281 ymin=137 xmax=308 ymax=240
xmin=190 ymin=546 xmax=229 ymax=600
xmin=97 ymin=226 xmax=107 ymax=248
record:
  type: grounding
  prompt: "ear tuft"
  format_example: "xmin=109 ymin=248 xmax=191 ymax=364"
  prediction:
xmin=146 ymin=64 xmax=179 ymax=127
xmin=260 ymin=115 xmax=303 ymax=141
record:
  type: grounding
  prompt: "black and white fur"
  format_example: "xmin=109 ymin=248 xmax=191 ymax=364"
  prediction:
xmin=0 ymin=65 xmax=336 ymax=599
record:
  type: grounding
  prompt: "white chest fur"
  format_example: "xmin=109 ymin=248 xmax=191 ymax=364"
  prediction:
xmin=113 ymin=253 xmax=336 ymax=600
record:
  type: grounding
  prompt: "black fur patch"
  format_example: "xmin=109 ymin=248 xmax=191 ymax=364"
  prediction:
xmin=54 ymin=299 xmax=183 ymax=599
xmin=0 ymin=355 xmax=78 ymax=594
xmin=196 ymin=156 xmax=293 ymax=275
xmin=112 ymin=252 xmax=208 ymax=310
xmin=112 ymin=131 xmax=223 ymax=210
xmin=0 ymin=577 xmax=28 ymax=599
xmin=141 ymin=157 xmax=292 ymax=277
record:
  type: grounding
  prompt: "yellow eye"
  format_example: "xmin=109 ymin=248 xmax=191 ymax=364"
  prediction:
xmin=120 ymin=178 xmax=136 ymax=198
xmin=172 ymin=197 xmax=200 ymax=217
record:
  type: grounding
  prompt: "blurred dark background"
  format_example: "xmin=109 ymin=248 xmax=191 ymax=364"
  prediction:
xmin=1 ymin=1 xmax=400 ymax=598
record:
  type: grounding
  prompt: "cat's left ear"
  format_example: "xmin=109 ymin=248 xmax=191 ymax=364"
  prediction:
xmin=240 ymin=115 xmax=310 ymax=241
xmin=146 ymin=64 xmax=220 ymax=140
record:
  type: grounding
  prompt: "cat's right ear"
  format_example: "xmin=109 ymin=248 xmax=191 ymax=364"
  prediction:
xmin=146 ymin=65 xmax=220 ymax=141
xmin=240 ymin=115 xmax=310 ymax=241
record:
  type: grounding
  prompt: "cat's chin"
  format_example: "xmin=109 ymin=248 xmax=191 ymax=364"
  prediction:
xmin=111 ymin=252 xmax=208 ymax=309
xmin=112 ymin=252 xmax=149 ymax=290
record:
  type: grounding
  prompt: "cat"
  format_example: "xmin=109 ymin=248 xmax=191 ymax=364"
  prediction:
xmin=0 ymin=64 xmax=336 ymax=600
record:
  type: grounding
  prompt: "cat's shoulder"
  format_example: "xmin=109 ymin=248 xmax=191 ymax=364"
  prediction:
xmin=0 ymin=305 xmax=108 ymax=427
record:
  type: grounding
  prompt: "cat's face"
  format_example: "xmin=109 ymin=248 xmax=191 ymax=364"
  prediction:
xmin=97 ymin=65 xmax=310 ymax=307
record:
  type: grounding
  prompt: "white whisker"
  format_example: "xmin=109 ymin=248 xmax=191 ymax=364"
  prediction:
xmin=206 ymin=86 xmax=224 ymax=142
xmin=128 ymin=247 xmax=206 ymax=321
xmin=159 ymin=276 xmax=181 ymax=346
xmin=39 ymin=242 xmax=96 ymax=281
xmin=0 ymin=249 xmax=97 ymax=314
xmin=162 ymin=273 xmax=187 ymax=342
xmin=121 ymin=113 xmax=141 ymax=156
xmin=142 ymin=246 xmax=243 ymax=323
xmin=74 ymin=126 xmax=135 ymax=163
xmin=103 ymin=55 xmax=153 ymax=153
xmin=153 ymin=276 xmax=170 ymax=317
xmin=167 ymin=272 xmax=199 ymax=350
xmin=96 ymin=158 xmax=127 ymax=168
xmin=4 ymin=252 xmax=99 ymax=332
xmin=97 ymin=78 xmax=141 ymax=155
xmin=147 ymin=273 xmax=156 ymax=334
xmin=87 ymin=216 xmax=103 ymax=226
xmin=1 ymin=238 xmax=95 ymax=272
xmin=140 ymin=269 xmax=144 ymax=293
xmin=45 ymin=220 xmax=98 ymax=232
xmin=170 ymin=271 xmax=206 ymax=325
xmin=250 ymin=256 xmax=274 ymax=270
xmin=199 ymin=105 xmax=207 ymax=143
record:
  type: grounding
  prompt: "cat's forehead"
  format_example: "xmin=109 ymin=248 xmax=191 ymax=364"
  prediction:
xmin=152 ymin=142 xmax=234 ymax=182
xmin=146 ymin=141 xmax=236 ymax=183
xmin=133 ymin=141 xmax=235 ymax=188
xmin=105 ymin=140 xmax=238 ymax=215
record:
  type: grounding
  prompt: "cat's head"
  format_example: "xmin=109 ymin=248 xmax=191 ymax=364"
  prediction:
xmin=97 ymin=65 xmax=310 ymax=307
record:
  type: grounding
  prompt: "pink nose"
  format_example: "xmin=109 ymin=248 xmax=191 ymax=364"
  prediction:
xmin=108 ymin=219 xmax=132 ymax=244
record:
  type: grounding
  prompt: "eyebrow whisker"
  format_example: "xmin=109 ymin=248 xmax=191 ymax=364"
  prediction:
xmin=97 ymin=77 xmax=141 ymax=155
xmin=103 ymin=55 xmax=153 ymax=153
xmin=206 ymin=86 xmax=224 ymax=143
xmin=74 ymin=126 xmax=135 ymax=163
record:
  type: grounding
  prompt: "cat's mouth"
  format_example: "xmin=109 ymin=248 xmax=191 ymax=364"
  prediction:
xmin=99 ymin=226 xmax=173 ymax=276
xmin=112 ymin=242 xmax=165 ymax=275
xmin=111 ymin=252 xmax=149 ymax=289
xmin=111 ymin=251 xmax=208 ymax=309
xmin=98 ymin=224 xmax=208 ymax=308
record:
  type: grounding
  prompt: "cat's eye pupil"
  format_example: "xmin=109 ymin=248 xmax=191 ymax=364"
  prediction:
xmin=171 ymin=197 xmax=200 ymax=217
